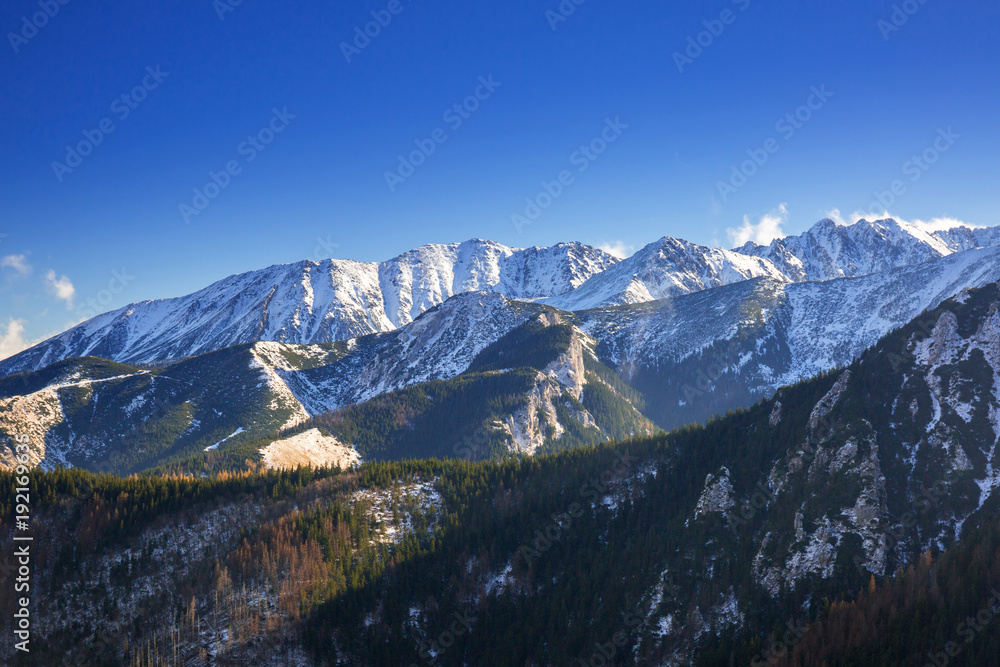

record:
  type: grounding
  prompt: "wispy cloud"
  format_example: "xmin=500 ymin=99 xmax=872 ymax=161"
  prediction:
xmin=824 ymin=208 xmax=979 ymax=232
xmin=726 ymin=204 xmax=788 ymax=248
xmin=0 ymin=318 xmax=29 ymax=361
xmin=0 ymin=318 xmax=70 ymax=361
xmin=44 ymin=269 xmax=76 ymax=309
xmin=1 ymin=253 xmax=32 ymax=277
xmin=904 ymin=216 xmax=979 ymax=233
xmin=597 ymin=241 xmax=634 ymax=259
xmin=824 ymin=208 xmax=851 ymax=226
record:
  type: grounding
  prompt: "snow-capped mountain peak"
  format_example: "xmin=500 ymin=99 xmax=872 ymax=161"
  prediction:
xmin=0 ymin=239 xmax=617 ymax=375
xmin=737 ymin=216 xmax=1000 ymax=282
xmin=543 ymin=235 xmax=788 ymax=311
xmin=3 ymin=218 xmax=999 ymax=378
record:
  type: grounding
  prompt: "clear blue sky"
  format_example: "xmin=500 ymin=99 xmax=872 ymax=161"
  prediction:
xmin=1 ymin=0 xmax=998 ymax=353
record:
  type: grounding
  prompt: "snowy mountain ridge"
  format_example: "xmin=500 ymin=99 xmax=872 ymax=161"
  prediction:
xmin=737 ymin=217 xmax=1000 ymax=282
xmin=0 ymin=240 xmax=617 ymax=375
xmin=540 ymin=235 xmax=788 ymax=311
xmin=1 ymin=217 xmax=997 ymax=377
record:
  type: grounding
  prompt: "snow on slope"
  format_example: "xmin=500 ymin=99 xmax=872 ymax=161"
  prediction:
xmin=4 ymin=218 xmax=998 ymax=382
xmin=0 ymin=241 xmax=616 ymax=376
xmin=580 ymin=244 xmax=1000 ymax=402
xmin=543 ymin=236 xmax=788 ymax=311
xmin=737 ymin=217 xmax=1000 ymax=282
xmin=0 ymin=389 xmax=67 ymax=471
xmin=379 ymin=240 xmax=616 ymax=325
xmin=272 ymin=292 xmax=548 ymax=414
xmin=576 ymin=278 xmax=785 ymax=370
xmin=932 ymin=224 xmax=1000 ymax=253
xmin=779 ymin=244 xmax=1000 ymax=385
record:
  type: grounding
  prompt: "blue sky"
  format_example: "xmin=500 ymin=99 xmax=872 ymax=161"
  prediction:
xmin=1 ymin=0 xmax=998 ymax=356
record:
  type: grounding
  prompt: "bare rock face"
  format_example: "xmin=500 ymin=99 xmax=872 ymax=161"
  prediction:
xmin=500 ymin=318 xmax=600 ymax=455
xmin=260 ymin=428 xmax=361 ymax=470
xmin=0 ymin=389 xmax=66 ymax=470
xmin=694 ymin=467 xmax=736 ymax=518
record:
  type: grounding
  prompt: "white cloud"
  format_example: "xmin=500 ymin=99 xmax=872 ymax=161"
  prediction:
xmin=597 ymin=241 xmax=634 ymax=259
xmin=0 ymin=318 xmax=71 ymax=362
xmin=0 ymin=318 xmax=29 ymax=361
xmin=44 ymin=270 xmax=75 ymax=309
xmin=726 ymin=204 xmax=789 ymax=248
xmin=1 ymin=254 xmax=31 ymax=277
xmin=823 ymin=209 xmax=979 ymax=233
xmin=904 ymin=216 xmax=980 ymax=233
xmin=824 ymin=209 xmax=850 ymax=226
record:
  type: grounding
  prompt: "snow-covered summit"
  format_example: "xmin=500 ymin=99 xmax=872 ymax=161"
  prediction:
xmin=543 ymin=236 xmax=788 ymax=311
xmin=0 ymin=240 xmax=616 ymax=375
xmin=737 ymin=217 xmax=1000 ymax=282
xmin=3 ymin=217 xmax=998 ymax=377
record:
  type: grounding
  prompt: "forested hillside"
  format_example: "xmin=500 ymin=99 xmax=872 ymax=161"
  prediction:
xmin=1 ymin=275 xmax=998 ymax=665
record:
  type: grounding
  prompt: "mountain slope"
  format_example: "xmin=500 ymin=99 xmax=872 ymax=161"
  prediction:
xmin=293 ymin=317 xmax=655 ymax=463
xmin=737 ymin=217 xmax=1000 ymax=282
xmin=0 ymin=347 xmax=311 ymax=474
xmin=583 ymin=244 xmax=1000 ymax=430
xmin=0 ymin=240 xmax=617 ymax=376
xmin=4 ymin=283 xmax=999 ymax=665
xmin=0 ymin=292 xmax=543 ymax=473
xmin=543 ymin=235 xmax=788 ymax=311
xmin=265 ymin=292 xmax=550 ymax=414
xmin=0 ymin=299 xmax=654 ymax=473
xmin=6 ymin=244 xmax=1000 ymax=471
xmin=754 ymin=515 xmax=1000 ymax=667
xmin=932 ymin=223 xmax=1000 ymax=252
xmin=5 ymin=218 xmax=998 ymax=379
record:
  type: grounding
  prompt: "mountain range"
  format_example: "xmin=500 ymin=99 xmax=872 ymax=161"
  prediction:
xmin=3 ymin=214 xmax=1000 ymax=665
xmin=4 ymin=217 xmax=996 ymax=378
xmin=3 ymin=216 xmax=1000 ymax=474
xmin=5 ymin=279 xmax=999 ymax=665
